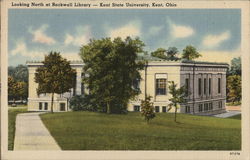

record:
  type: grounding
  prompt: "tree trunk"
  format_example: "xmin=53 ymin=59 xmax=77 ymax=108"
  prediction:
xmin=51 ymin=92 xmax=54 ymax=113
xmin=107 ymin=102 xmax=111 ymax=114
xmin=174 ymin=105 xmax=177 ymax=122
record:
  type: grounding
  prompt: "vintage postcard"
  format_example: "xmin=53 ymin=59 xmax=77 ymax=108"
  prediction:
xmin=1 ymin=0 xmax=250 ymax=160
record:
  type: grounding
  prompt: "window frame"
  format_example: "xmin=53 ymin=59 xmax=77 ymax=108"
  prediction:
xmin=156 ymin=78 xmax=167 ymax=95
xmin=39 ymin=102 xmax=42 ymax=110
xmin=44 ymin=102 xmax=48 ymax=110
xmin=218 ymin=77 xmax=221 ymax=94
xmin=198 ymin=78 xmax=202 ymax=96
xmin=162 ymin=106 xmax=167 ymax=112
xmin=155 ymin=106 xmax=160 ymax=113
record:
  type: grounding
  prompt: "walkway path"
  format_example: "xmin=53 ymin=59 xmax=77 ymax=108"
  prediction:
xmin=213 ymin=111 xmax=241 ymax=118
xmin=14 ymin=112 xmax=61 ymax=150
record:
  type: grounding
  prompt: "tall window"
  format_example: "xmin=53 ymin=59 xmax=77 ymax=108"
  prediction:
xmin=185 ymin=106 xmax=190 ymax=113
xmin=185 ymin=78 xmax=189 ymax=95
xmin=204 ymin=103 xmax=208 ymax=111
xmin=198 ymin=104 xmax=203 ymax=112
xmin=162 ymin=106 xmax=167 ymax=112
xmin=198 ymin=78 xmax=202 ymax=96
xmin=218 ymin=101 xmax=222 ymax=108
xmin=155 ymin=106 xmax=160 ymax=112
xmin=39 ymin=102 xmax=42 ymax=110
xmin=204 ymin=78 xmax=207 ymax=95
xmin=81 ymin=73 xmax=84 ymax=95
xmin=209 ymin=78 xmax=211 ymax=95
xmin=209 ymin=102 xmax=213 ymax=110
xmin=44 ymin=102 xmax=48 ymax=110
xmin=218 ymin=78 xmax=221 ymax=94
xmin=156 ymin=79 xmax=166 ymax=95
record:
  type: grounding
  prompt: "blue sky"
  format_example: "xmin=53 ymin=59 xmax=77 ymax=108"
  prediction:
xmin=8 ymin=9 xmax=241 ymax=66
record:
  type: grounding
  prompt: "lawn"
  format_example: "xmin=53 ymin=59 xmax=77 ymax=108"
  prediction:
xmin=8 ymin=106 xmax=28 ymax=150
xmin=227 ymin=114 xmax=241 ymax=120
xmin=40 ymin=112 xmax=241 ymax=150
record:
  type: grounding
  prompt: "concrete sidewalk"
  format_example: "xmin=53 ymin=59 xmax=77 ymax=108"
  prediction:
xmin=14 ymin=112 xmax=61 ymax=150
xmin=213 ymin=111 xmax=241 ymax=118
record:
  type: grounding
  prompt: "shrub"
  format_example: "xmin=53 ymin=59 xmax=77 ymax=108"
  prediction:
xmin=69 ymin=95 xmax=97 ymax=111
xmin=141 ymin=96 xmax=155 ymax=123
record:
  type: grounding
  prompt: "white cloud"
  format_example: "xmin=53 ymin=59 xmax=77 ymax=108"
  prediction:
xmin=171 ymin=23 xmax=194 ymax=38
xmin=202 ymin=31 xmax=231 ymax=48
xmin=10 ymin=40 xmax=45 ymax=59
xmin=29 ymin=24 xmax=56 ymax=45
xmin=148 ymin=26 xmax=164 ymax=36
xmin=197 ymin=49 xmax=241 ymax=64
xmin=167 ymin=18 xmax=195 ymax=39
xmin=108 ymin=20 xmax=141 ymax=39
xmin=64 ymin=25 xmax=91 ymax=46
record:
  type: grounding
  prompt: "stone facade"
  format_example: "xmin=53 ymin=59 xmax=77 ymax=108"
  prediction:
xmin=27 ymin=60 xmax=228 ymax=115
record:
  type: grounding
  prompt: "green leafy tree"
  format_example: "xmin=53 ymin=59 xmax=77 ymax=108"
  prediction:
xmin=8 ymin=65 xmax=28 ymax=101
xmin=8 ymin=76 xmax=18 ymax=104
xmin=8 ymin=76 xmax=27 ymax=105
xmin=166 ymin=47 xmax=179 ymax=61
xmin=182 ymin=45 xmax=201 ymax=60
xmin=168 ymin=81 xmax=187 ymax=122
xmin=151 ymin=48 xmax=167 ymax=59
xmin=227 ymin=75 xmax=241 ymax=104
xmin=16 ymin=81 xmax=28 ymax=103
xmin=141 ymin=95 xmax=155 ymax=124
xmin=80 ymin=37 xmax=145 ymax=114
xmin=35 ymin=52 xmax=76 ymax=113
xmin=228 ymin=57 xmax=241 ymax=76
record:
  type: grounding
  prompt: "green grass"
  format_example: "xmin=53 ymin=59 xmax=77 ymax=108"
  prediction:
xmin=226 ymin=101 xmax=241 ymax=106
xmin=40 ymin=112 xmax=241 ymax=150
xmin=8 ymin=106 xmax=28 ymax=150
xmin=227 ymin=114 xmax=241 ymax=120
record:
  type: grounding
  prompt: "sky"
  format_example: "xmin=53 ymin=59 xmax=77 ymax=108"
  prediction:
xmin=8 ymin=9 xmax=241 ymax=66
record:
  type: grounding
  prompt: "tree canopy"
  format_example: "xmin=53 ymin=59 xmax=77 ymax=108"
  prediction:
xmin=227 ymin=75 xmax=241 ymax=103
xmin=228 ymin=57 xmax=241 ymax=76
xmin=35 ymin=52 xmax=76 ymax=113
xmin=151 ymin=47 xmax=179 ymax=61
xmin=8 ymin=65 xmax=28 ymax=83
xmin=182 ymin=45 xmax=201 ymax=60
xmin=79 ymin=37 xmax=145 ymax=113
xmin=151 ymin=48 xmax=167 ymax=60
xmin=8 ymin=65 xmax=28 ymax=104
xmin=226 ymin=57 xmax=241 ymax=104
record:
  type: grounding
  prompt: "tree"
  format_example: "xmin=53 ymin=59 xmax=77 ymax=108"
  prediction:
xmin=80 ymin=37 xmax=145 ymax=114
xmin=227 ymin=75 xmax=241 ymax=104
xmin=35 ymin=52 xmax=76 ymax=113
xmin=228 ymin=57 xmax=241 ymax=76
xmin=166 ymin=47 xmax=179 ymax=61
xmin=226 ymin=57 xmax=241 ymax=103
xmin=151 ymin=47 xmax=179 ymax=61
xmin=16 ymin=81 xmax=28 ymax=103
xmin=141 ymin=96 xmax=155 ymax=124
xmin=182 ymin=45 xmax=201 ymax=60
xmin=8 ymin=64 xmax=28 ymax=83
xmin=168 ymin=81 xmax=187 ymax=122
xmin=8 ymin=76 xmax=18 ymax=105
xmin=151 ymin=48 xmax=167 ymax=59
xmin=8 ymin=65 xmax=28 ymax=102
